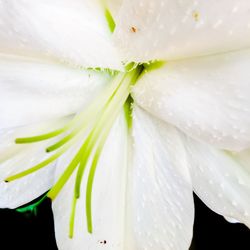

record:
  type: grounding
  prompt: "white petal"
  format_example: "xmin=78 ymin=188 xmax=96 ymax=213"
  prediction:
xmin=129 ymin=106 xmax=194 ymax=250
xmin=0 ymin=126 xmax=59 ymax=208
xmin=114 ymin=0 xmax=250 ymax=62
xmin=0 ymin=54 xmax=110 ymax=129
xmin=133 ymin=49 xmax=250 ymax=151
xmin=230 ymin=148 xmax=250 ymax=174
xmin=184 ymin=136 xmax=250 ymax=228
xmin=0 ymin=0 xmax=122 ymax=69
xmin=224 ymin=216 xmax=240 ymax=224
xmin=52 ymin=113 xmax=129 ymax=250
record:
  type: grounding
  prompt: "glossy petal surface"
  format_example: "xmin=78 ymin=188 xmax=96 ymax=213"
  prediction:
xmin=0 ymin=0 xmax=122 ymax=69
xmin=129 ymin=106 xmax=194 ymax=250
xmin=53 ymin=114 xmax=129 ymax=250
xmin=184 ymin=136 xmax=250 ymax=229
xmin=133 ymin=50 xmax=250 ymax=151
xmin=0 ymin=55 xmax=110 ymax=129
xmin=114 ymin=0 xmax=250 ymax=62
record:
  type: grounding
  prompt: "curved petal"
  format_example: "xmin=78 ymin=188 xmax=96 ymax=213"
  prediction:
xmin=0 ymin=54 xmax=110 ymax=129
xmin=128 ymin=106 xmax=194 ymax=250
xmin=52 ymin=113 xmax=129 ymax=250
xmin=184 ymin=136 xmax=250 ymax=229
xmin=0 ymin=0 xmax=122 ymax=69
xmin=114 ymin=0 xmax=250 ymax=62
xmin=0 ymin=127 xmax=59 ymax=208
xmin=133 ymin=49 xmax=250 ymax=151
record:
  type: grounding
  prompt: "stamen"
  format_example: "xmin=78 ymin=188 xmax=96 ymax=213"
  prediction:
xmin=46 ymin=75 xmax=127 ymax=200
xmin=84 ymin=115 xmax=119 ymax=233
xmin=46 ymin=134 xmax=76 ymax=153
xmin=75 ymin=69 xmax=133 ymax=199
xmin=67 ymin=68 xmax=142 ymax=235
xmin=15 ymin=128 xmax=67 ymax=144
xmin=105 ymin=9 xmax=116 ymax=33
xmin=7 ymin=73 xmax=126 ymax=182
xmin=69 ymin=195 xmax=77 ymax=238
xmin=7 ymin=66 xmax=144 ymax=237
xmin=143 ymin=60 xmax=165 ymax=73
xmin=46 ymin=141 xmax=89 ymax=201
xmin=85 ymin=142 xmax=103 ymax=233
xmin=45 ymin=125 xmax=88 ymax=153
xmin=5 ymin=144 xmax=70 ymax=182
xmin=124 ymin=95 xmax=133 ymax=130
xmin=15 ymin=74 xmax=125 ymax=146
xmin=100 ymin=0 xmax=116 ymax=33
xmin=85 ymin=68 xmax=143 ymax=233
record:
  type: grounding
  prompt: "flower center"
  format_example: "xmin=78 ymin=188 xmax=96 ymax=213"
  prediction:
xmin=4 ymin=6 xmax=165 ymax=237
xmin=5 ymin=65 xmax=143 ymax=237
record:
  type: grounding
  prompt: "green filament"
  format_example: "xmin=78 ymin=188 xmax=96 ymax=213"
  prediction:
xmin=101 ymin=0 xmax=116 ymax=33
xmin=67 ymin=129 xmax=104 ymax=237
xmin=74 ymin=69 xmax=132 ymax=199
xmin=85 ymin=143 xmax=103 ymax=233
xmin=46 ymin=143 xmax=87 ymax=201
xmin=80 ymin=67 xmax=141 ymax=197
xmin=143 ymin=60 xmax=165 ymax=72
xmin=85 ymin=68 xmax=143 ymax=233
xmin=15 ymin=128 xmax=66 ymax=144
xmin=46 ymin=74 xmax=128 ymax=201
xmin=69 ymin=68 xmax=142 ymax=235
xmin=46 ymin=134 xmax=76 ymax=153
xmin=5 ymin=145 xmax=70 ymax=182
xmin=45 ymin=125 xmax=87 ymax=153
xmin=85 ymin=105 xmax=123 ymax=233
xmin=15 ymin=74 xmax=124 ymax=147
xmin=2 ymin=3 xmax=153 ymax=239
xmin=69 ymin=195 xmax=77 ymax=238
xmin=7 ymin=66 xmax=144 ymax=239
xmin=125 ymin=62 xmax=139 ymax=72
xmin=124 ymin=95 xmax=133 ymax=130
xmin=105 ymin=9 xmax=116 ymax=33
xmin=47 ymin=74 xmax=125 ymax=152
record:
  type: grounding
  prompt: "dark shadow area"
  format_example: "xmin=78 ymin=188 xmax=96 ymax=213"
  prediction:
xmin=0 ymin=195 xmax=58 ymax=250
xmin=190 ymin=194 xmax=250 ymax=250
xmin=0 ymin=193 xmax=249 ymax=249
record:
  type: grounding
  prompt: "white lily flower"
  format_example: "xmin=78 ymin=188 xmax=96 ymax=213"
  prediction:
xmin=0 ymin=0 xmax=250 ymax=249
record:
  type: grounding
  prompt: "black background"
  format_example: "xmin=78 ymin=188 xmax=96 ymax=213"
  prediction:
xmin=0 ymin=193 xmax=249 ymax=250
